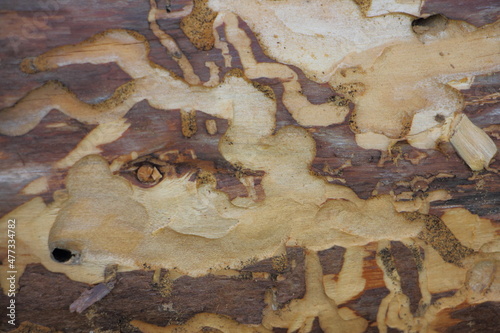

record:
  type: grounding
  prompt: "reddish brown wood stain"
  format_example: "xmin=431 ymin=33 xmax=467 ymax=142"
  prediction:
xmin=0 ymin=0 xmax=499 ymax=332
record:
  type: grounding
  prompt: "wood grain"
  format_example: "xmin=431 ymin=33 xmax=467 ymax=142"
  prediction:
xmin=0 ymin=0 xmax=499 ymax=332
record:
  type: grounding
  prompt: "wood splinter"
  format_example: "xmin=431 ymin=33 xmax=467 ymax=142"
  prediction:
xmin=69 ymin=264 xmax=118 ymax=313
xmin=450 ymin=114 xmax=498 ymax=171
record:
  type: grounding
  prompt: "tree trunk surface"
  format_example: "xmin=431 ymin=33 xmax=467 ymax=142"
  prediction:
xmin=0 ymin=0 xmax=499 ymax=332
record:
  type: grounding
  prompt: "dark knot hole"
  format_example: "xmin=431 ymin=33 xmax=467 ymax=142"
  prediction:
xmin=52 ymin=248 xmax=73 ymax=263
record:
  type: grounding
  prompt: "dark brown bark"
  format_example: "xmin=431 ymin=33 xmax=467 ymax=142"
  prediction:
xmin=0 ymin=0 xmax=499 ymax=332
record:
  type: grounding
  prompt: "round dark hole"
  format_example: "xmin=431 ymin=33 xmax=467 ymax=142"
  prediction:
xmin=52 ymin=248 xmax=73 ymax=263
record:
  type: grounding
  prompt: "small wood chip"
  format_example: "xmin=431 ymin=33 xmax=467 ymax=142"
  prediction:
xmin=137 ymin=163 xmax=163 ymax=183
xmin=205 ymin=119 xmax=218 ymax=135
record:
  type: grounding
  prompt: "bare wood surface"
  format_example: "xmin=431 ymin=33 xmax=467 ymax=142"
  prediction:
xmin=0 ymin=0 xmax=499 ymax=332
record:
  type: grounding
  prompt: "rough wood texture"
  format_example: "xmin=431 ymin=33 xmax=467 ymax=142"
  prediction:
xmin=0 ymin=0 xmax=499 ymax=332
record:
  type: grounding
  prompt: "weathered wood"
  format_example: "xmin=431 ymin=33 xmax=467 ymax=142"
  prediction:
xmin=0 ymin=0 xmax=499 ymax=332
